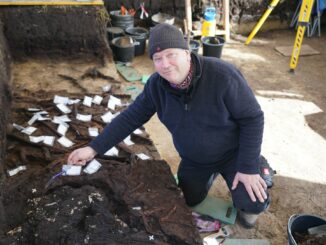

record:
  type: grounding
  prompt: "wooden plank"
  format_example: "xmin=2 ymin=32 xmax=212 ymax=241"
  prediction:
xmin=185 ymin=0 xmax=192 ymax=32
xmin=223 ymin=0 xmax=230 ymax=41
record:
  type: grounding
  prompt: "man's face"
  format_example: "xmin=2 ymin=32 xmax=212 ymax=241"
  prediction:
xmin=152 ymin=48 xmax=191 ymax=84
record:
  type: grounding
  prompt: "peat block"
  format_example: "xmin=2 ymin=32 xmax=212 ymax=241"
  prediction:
xmin=0 ymin=90 xmax=202 ymax=244
xmin=0 ymin=6 xmax=111 ymax=58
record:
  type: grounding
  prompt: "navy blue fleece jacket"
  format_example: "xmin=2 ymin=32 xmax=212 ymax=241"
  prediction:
xmin=90 ymin=53 xmax=264 ymax=174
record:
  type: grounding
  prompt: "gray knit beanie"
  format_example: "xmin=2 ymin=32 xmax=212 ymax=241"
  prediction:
xmin=149 ymin=23 xmax=189 ymax=59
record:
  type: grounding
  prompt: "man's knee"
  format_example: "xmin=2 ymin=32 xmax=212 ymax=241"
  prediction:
xmin=177 ymin=165 xmax=217 ymax=207
xmin=232 ymin=184 xmax=270 ymax=214
xmin=178 ymin=176 xmax=208 ymax=207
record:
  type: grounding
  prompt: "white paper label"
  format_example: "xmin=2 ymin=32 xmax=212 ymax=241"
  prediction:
xmin=43 ymin=136 xmax=55 ymax=146
xmin=93 ymin=95 xmax=103 ymax=105
xmin=57 ymin=124 xmax=69 ymax=136
xmin=132 ymin=206 xmax=142 ymax=210
xmin=29 ymin=136 xmax=45 ymax=143
xmin=133 ymin=128 xmax=143 ymax=135
xmin=13 ymin=123 xmax=25 ymax=131
xmin=28 ymin=108 xmax=41 ymax=112
xmin=57 ymin=136 xmax=74 ymax=148
xmin=28 ymin=111 xmax=50 ymax=124
xmin=27 ymin=114 xmax=39 ymax=125
xmin=68 ymin=99 xmax=81 ymax=105
xmin=7 ymin=165 xmax=27 ymax=176
xmin=21 ymin=126 xmax=37 ymax=135
xmin=108 ymin=95 xmax=121 ymax=110
xmin=88 ymin=127 xmax=99 ymax=137
xmin=62 ymin=165 xmax=81 ymax=176
xmin=53 ymin=95 xmax=69 ymax=104
xmin=37 ymin=116 xmax=49 ymax=121
xmin=56 ymin=103 xmax=71 ymax=114
xmin=123 ymin=135 xmax=134 ymax=146
xmin=101 ymin=111 xmax=114 ymax=123
xmin=83 ymin=159 xmax=102 ymax=174
xmin=83 ymin=96 xmax=93 ymax=107
xmin=37 ymin=115 xmax=51 ymax=121
xmin=102 ymin=85 xmax=111 ymax=92
xmin=53 ymin=115 xmax=71 ymax=124
xmin=104 ymin=147 xmax=119 ymax=156
xmin=76 ymin=113 xmax=92 ymax=122
xmin=136 ymin=153 xmax=150 ymax=160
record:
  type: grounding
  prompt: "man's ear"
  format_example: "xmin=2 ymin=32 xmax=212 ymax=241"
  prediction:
xmin=185 ymin=50 xmax=191 ymax=61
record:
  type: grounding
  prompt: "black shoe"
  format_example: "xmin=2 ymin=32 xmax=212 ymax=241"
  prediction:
xmin=259 ymin=156 xmax=276 ymax=188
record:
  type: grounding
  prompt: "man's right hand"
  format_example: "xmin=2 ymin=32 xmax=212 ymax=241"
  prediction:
xmin=67 ymin=146 xmax=97 ymax=166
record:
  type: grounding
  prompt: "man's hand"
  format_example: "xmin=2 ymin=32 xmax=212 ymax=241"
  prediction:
xmin=67 ymin=146 xmax=97 ymax=166
xmin=232 ymin=172 xmax=267 ymax=203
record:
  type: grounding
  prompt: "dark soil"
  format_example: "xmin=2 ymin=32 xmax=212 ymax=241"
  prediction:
xmin=0 ymin=21 xmax=12 ymax=173
xmin=294 ymin=232 xmax=326 ymax=245
xmin=0 ymin=6 xmax=111 ymax=59
xmin=0 ymin=20 xmax=12 ymax=233
xmin=0 ymin=89 xmax=201 ymax=244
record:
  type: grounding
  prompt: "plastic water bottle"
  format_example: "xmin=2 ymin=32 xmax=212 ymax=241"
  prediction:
xmin=201 ymin=7 xmax=216 ymax=37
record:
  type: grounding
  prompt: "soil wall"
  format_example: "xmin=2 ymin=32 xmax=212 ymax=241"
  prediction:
xmin=223 ymin=0 xmax=296 ymax=24
xmin=0 ymin=20 xmax=12 ymax=233
xmin=104 ymin=0 xmax=185 ymax=19
xmin=104 ymin=0 xmax=297 ymax=33
xmin=0 ymin=6 xmax=111 ymax=59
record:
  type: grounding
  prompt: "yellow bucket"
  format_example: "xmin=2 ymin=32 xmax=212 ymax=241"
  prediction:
xmin=201 ymin=19 xmax=216 ymax=37
xmin=201 ymin=7 xmax=216 ymax=37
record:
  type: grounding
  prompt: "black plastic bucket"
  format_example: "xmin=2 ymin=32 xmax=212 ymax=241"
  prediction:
xmin=288 ymin=214 xmax=326 ymax=245
xmin=107 ymin=27 xmax=124 ymax=43
xmin=189 ymin=40 xmax=200 ymax=54
xmin=110 ymin=10 xmax=134 ymax=30
xmin=111 ymin=36 xmax=135 ymax=63
xmin=125 ymin=27 xmax=149 ymax=56
xmin=202 ymin=36 xmax=225 ymax=58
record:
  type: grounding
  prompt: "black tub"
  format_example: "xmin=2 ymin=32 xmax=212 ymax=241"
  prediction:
xmin=111 ymin=36 xmax=135 ymax=63
xmin=125 ymin=27 xmax=149 ymax=56
xmin=107 ymin=27 xmax=124 ymax=43
xmin=288 ymin=214 xmax=326 ymax=245
xmin=201 ymin=36 xmax=225 ymax=59
xmin=110 ymin=10 xmax=134 ymax=30
xmin=189 ymin=40 xmax=200 ymax=54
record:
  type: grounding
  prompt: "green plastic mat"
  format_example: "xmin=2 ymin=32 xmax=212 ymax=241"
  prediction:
xmin=116 ymin=63 xmax=142 ymax=82
xmin=124 ymin=86 xmax=142 ymax=100
xmin=174 ymin=174 xmax=237 ymax=225
xmin=141 ymin=75 xmax=150 ymax=84
xmin=192 ymin=195 xmax=237 ymax=225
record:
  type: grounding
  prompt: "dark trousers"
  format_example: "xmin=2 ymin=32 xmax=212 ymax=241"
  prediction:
xmin=177 ymin=157 xmax=270 ymax=214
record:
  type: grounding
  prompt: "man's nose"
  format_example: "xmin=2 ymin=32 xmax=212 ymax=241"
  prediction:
xmin=161 ymin=56 xmax=170 ymax=68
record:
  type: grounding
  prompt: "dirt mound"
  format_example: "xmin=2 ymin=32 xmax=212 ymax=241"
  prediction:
xmin=0 ymin=89 xmax=201 ymax=244
xmin=2 ymin=159 xmax=201 ymax=244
